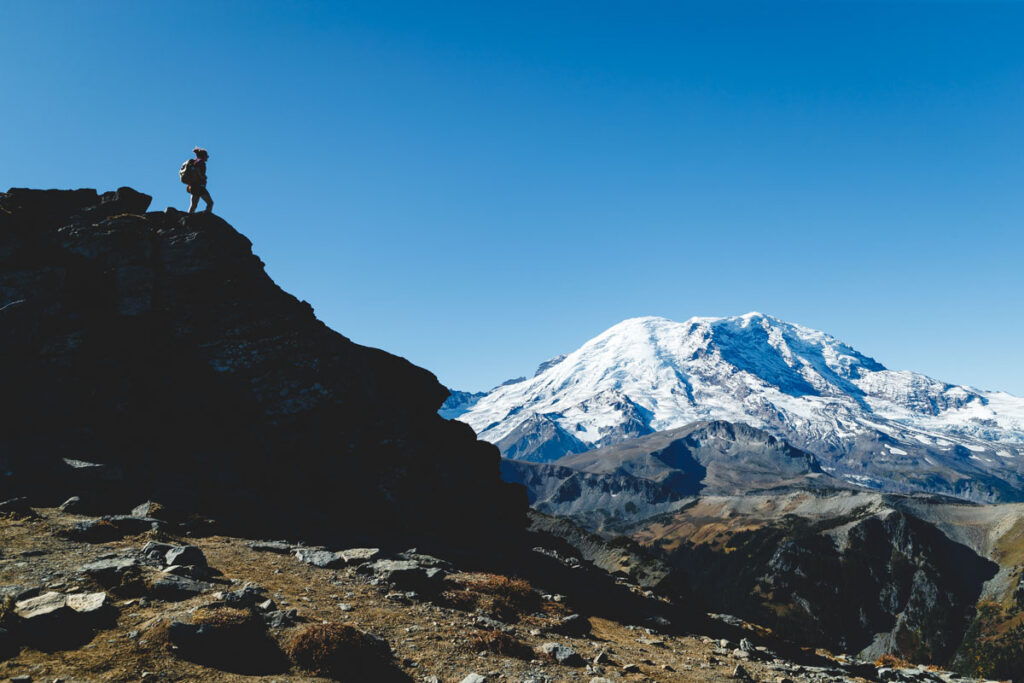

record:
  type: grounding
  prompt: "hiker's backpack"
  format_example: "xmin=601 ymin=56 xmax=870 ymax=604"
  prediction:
xmin=179 ymin=159 xmax=199 ymax=185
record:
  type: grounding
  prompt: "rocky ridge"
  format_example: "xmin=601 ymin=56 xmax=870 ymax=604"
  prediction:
xmin=0 ymin=187 xmax=525 ymax=548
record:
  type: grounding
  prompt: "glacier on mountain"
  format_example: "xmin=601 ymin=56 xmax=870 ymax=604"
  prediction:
xmin=455 ymin=313 xmax=1024 ymax=502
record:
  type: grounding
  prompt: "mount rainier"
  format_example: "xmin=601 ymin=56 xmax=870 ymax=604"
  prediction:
xmin=451 ymin=313 xmax=1024 ymax=503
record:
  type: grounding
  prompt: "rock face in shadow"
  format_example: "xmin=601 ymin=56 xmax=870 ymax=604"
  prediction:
xmin=666 ymin=506 xmax=999 ymax=665
xmin=0 ymin=187 xmax=526 ymax=547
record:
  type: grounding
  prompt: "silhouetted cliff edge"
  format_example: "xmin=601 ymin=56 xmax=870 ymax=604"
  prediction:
xmin=0 ymin=187 xmax=526 ymax=548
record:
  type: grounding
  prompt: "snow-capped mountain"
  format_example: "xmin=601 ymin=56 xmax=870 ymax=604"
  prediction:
xmin=456 ymin=313 xmax=1024 ymax=502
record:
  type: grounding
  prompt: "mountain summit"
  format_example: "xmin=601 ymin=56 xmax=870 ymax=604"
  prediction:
xmin=457 ymin=313 xmax=1024 ymax=502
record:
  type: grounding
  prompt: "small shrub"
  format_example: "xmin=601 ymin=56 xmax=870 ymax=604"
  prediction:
xmin=440 ymin=589 xmax=479 ymax=611
xmin=285 ymin=622 xmax=391 ymax=679
xmin=463 ymin=574 xmax=541 ymax=621
xmin=470 ymin=630 xmax=534 ymax=660
xmin=875 ymin=653 xmax=912 ymax=668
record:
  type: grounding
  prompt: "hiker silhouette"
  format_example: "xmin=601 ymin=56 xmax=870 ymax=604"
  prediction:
xmin=180 ymin=147 xmax=214 ymax=214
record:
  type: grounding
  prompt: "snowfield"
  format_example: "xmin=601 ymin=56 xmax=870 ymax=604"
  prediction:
xmin=455 ymin=313 xmax=1024 ymax=502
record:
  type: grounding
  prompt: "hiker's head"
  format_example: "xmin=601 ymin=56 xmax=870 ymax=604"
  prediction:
xmin=193 ymin=147 xmax=209 ymax=160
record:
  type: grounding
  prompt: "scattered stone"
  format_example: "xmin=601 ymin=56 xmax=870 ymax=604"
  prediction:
xmin=140 ymin=542 xmax=175 ymax=565
xmin=540 ymin=642 xmax=585 ymax=666
xmin=147 ymin=574 xmax=213 ymax=600
xmin=164 ymin=545 xmax=206 ymax=568
xmin=58 ymin=496 xmax=82 ymax=513
xmin=621 ymin=663 xmax=641 ymax=673
xmin=263 ymin=609 xmax=299 ymax=629
xmin=210 ymin=583 xmax=267 ymax=609
xmin=131 ymin=501 xmax=163 ymax=518
xmin=247 ymin=540 xmax=294 ymax=554
xmin=638 ymin=636 xmax=665 ymax=647
xmin=339 ymin=547 xmax=380 ymax=565
xmin=293 ymin=547 xmax=344 ymax=568
xmin=357 ymin=559 xmax=446 ymax=593
xmin=553 ymin=613 xmax=591 ymax=636
xmin=338 ymin=602 xmax=354 ymax=612
xmin=79 ymin=557 xmax=140 ymax=587
xmin=474 ymin=615 xmax=513 ymax=632
xmin=460 ymin=675 xmax=487 ymax=683
xmin=100 ymin=515 xmax=162 ymax=535
xmin=732 ymin=664 xmax=751 ymax=680
xmin=161 ymin=564 xmax=208 ymax=580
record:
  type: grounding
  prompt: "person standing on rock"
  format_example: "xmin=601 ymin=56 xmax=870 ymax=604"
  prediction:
xmin=180 ymin=146 xmax=214 ymax=214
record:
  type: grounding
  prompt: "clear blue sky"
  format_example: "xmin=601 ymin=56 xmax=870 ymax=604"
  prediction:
xmin=4 ymin=1 xmax=1023 ymax=394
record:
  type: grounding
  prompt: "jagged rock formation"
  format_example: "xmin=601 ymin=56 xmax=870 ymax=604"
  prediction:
xmin=0 ymin=187 xmax=525 ymax=547
xmin=632 ymin=490 xmax=1011 ymax=669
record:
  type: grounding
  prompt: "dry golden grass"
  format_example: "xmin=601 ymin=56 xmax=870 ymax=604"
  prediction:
xmin=469 ymin=630 xmax=534 ymax=660
xmin=284 ymin=622 xmax=388 ymax=679
xmin=460 ymin=574 xmax=541 ymax=621
xmin=875 ymin=653 xmax=913 ymax=668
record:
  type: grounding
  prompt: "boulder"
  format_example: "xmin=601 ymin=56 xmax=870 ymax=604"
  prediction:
xmin=147 ymin=574 xmax=213 ymax=600
xmin=212 ymin=583 xmax=268 ymax=609
xmin=58 ymin=496 xmax=82 ymax=513
xmin=358 ymin=559 xmax=447 ymax=593
xmin=553 ymin=613 xmax=591 ymax=636
xmin=167 ymin=610 xmax=287 ymax=675
xmin=164 ymin=545 xmax=206 ymax=568
xmin=262 ymin=609 xmax=298 ymax=629
xmin=339 ymin=547 xmax=380 ymax=565
xmin=140 ymin=542 xmax=175 ymax=565
xmin=248 ymin=540 xmax=294 ymax=554
xmin=13 ymin=591 xmax=114 ymax=650
xmin=540 ymin=642 xmax=585 ymax=666
xmin=460 ymin=675 xmax=487 ymax=683
xmin=293 ymin=547 xmax=343 ymax=569
xmin=79 ymin=556 xmax=140 ymax=587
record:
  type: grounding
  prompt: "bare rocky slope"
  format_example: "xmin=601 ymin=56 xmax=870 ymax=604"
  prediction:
xmin=0 ymin=187 xmax=524 ymax=549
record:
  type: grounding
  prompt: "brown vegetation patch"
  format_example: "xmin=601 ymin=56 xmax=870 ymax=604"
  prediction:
xmin=469 ymin=630 xmax=534 ymax=660
xmin=284 ymin=622 xmax=391 ymax=679
xmin=875 ymin=653 xmax=912 ymax=668
xmin=460 ymin=574 xmax=541 ymax=621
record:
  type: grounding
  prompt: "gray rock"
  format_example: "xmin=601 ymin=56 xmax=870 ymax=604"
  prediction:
xmin=732 ymin=664 xmax=751 ymax=680
xmin=263 ymin=609 xmax=298 ymax=629
xmin=161 ymin=564 xmax=209 ymax=580
xmin=15 ymin=592 xmax=70 ymax=620
xmin=339 ymin=547 xmax=380 ymax=565
xmin=293 ymin=547 xmax=344 ymax=568
xmin=131 ymin=501 xmax=161 ymax=518
xmin=474 ymin=615 xmax=513 ymax=632
xmin=248 ymin=540 xmax=294 ymax=554
xmin=165 ymin=545 xmax=206 ymax=568
xmin=358 ymin=559 xmax=446 ymax=592
xmin=58 ymin=496 xmax=82 ymax=513
xmin=213 ymin=583 xmax=267 ymax=609
xmin=140 ymin=541 xmax=175 ymax=564
xmin=79 ymin=557 xmax=140 ymax=586
xmin=101 ymin=515 xmax=163 ymax=536
xmin=460 ymin=675 xmax=487 ymax=683
xmin=147 ymin=574 xmax=213 ymax=600
xmin=622 ymin=663 xmax=640 ymax=673
xmin=540 ymin=642 xmax=585 ymax=666
xmin=553 ymin=613 xmax=591 ymax=636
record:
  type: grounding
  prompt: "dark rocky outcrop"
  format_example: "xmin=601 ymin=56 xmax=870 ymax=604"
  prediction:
xmin=665 ymin=507 xmax=999 ymax=665
xmin=0 ymin=187 xmax=526 ymax=549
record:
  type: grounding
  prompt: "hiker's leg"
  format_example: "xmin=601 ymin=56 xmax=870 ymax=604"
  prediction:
xmin=188 ymin=191 xmax=200 ymax=214
xmin=201 ymin=189 xmax=214 ymax=213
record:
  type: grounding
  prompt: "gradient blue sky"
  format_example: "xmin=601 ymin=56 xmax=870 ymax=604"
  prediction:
xmin=4 ymin=1 xmax=1023 ymax=393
